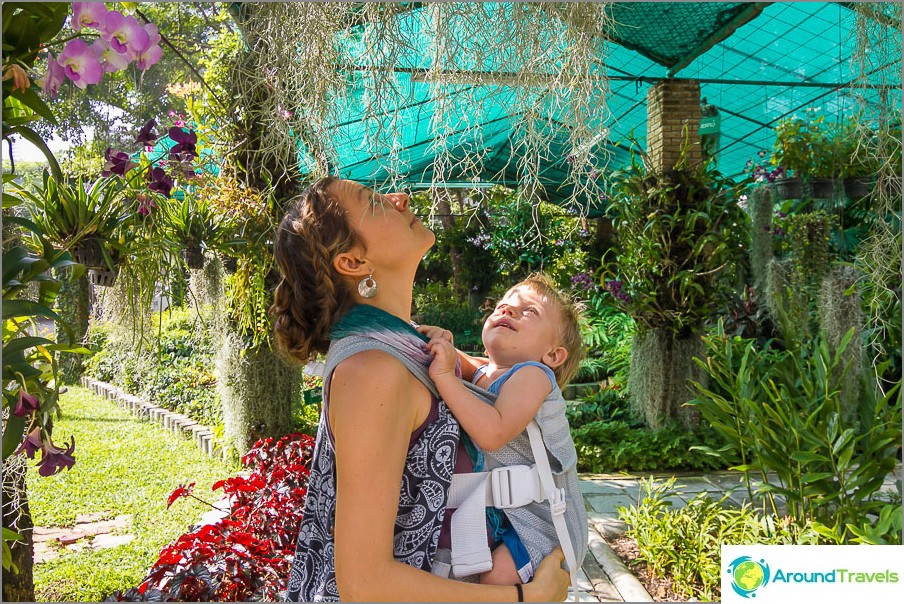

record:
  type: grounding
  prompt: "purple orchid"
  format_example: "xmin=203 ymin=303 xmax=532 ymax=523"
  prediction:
xmin=147 ymin=167 xmax=174 ymax=198
xmin=36 ymin=53 xmax=66 ymax=97
xmin=134 ymin=23 xmax=163 ymax=70
xmin=605 ymin=279 xmax=632 ymax=304
xmin=168 ymin=127 xmax=198 ymax=161
xmin=91 ymin=37 xmax=130 ymax=73
xmin=135 ymin=119 xmax=158 ymax=145
xmin=71 ymin=2 xmax=108 ymax=31
xmin=136 ymin=193 xmax=159 ymax=215
xmin=57 ymin=38 xmax=104 ymax=89
xmin=103 ymin=147 xmax=136 ymax=177
xmin=102 ymin=11 xmax=150 ymax=59
xmin=13 ymin=390 xmax=40 ymax=417
xmin=16 ymin=428 xmax=43 ymax=459
xmin=37 ymin=436 xmax=76 ymax=477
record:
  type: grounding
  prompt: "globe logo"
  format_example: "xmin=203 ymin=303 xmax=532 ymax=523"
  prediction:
xmin=727 ymin=556 xmax=770 ymax=598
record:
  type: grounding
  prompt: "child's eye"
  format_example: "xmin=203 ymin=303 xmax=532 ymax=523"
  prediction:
xmin=525 ymin=307 xmax=538 ymax=315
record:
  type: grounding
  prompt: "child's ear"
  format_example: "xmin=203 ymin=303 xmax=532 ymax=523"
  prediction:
xmin=332 ymin=250 xmax=370 ymax=279
xmin=542 ymin=346 xmax=568 ymax=369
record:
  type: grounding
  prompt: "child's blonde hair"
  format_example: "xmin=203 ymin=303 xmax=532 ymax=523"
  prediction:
xmin=512 ymin=273 xmax=585 ymax=388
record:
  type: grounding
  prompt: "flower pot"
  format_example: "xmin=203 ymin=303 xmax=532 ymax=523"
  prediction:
xmin=773 ymin=177 xmax=802 ymax=200
xmin=809 ymin=177 xmax=835 ymax=199
xmin=183 ymin=243 xmax=205 ymax=269
xmin=71 ymin=237 xmax=106 ymax=269
xmin=89 ymin=267 xmax=118 ymax=288
xmin=843 ymin=176 xmax=874 ymax=200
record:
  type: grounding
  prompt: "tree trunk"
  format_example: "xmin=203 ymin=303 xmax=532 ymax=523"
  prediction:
xmin=436 ymin=190 xmax=466 ymax=299
xmin=627 ymin=328 xmax=705 ymax=430
xmin=54 ymin=270 xmax=90 ymax=384
xmin=216 ymin=327 xmax=299 ymax=455
xmin=2 ymin=456 xmax=35 ymax=602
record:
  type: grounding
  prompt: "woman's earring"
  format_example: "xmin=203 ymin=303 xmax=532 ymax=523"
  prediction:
xmin=358 ymin=273 xmax=378 ymax=298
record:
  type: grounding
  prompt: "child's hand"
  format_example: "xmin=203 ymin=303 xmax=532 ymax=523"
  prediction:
xmin=424 ymin=337 xmax=458 ymax=381
xmin=416 ymin=324 xmax=454 ymax=344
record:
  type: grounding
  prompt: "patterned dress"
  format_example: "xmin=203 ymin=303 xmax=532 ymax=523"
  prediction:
xmin=286 ymin=309 xmax=461 ymax=602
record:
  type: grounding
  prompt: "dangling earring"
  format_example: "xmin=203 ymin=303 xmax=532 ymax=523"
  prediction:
xmin=358 ymin=273 xmax=378 ymax=298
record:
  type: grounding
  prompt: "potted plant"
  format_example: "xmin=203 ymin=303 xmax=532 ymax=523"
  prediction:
xmin=14 ymin=171 xmax=136 ymax=273
xmin=156 ymin=184 xmax=241 ymax=269
xmin=832 ymin=119 xmax=880 ymax=200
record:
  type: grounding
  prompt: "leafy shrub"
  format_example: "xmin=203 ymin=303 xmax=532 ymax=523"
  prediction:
xmin=110 ymin=433 xmax=315 ymax=602
xmin=566 ymin=386 xmax=631 ymax=430
xmin=578 ymin=294 xmax=635 ymax=387
xmin=573 ymin=420 xmax=727 ymax=473
xmin=84 ymin=308 xmax=221 ymax=427
xmin=689 ymin=317 xmax=902 ymax=543
xmin=413 ymin=281 xmax=484 ymax=348
xmin=619 ymin=477 xmax=821 ymax=601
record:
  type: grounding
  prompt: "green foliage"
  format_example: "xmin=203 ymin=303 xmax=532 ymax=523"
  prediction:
xmin=413 ymin=281 xmax=485 ymax=349
xmin=688 ymin=318 xmax=902 ymax=543
xmin=619 ymin=477 xmax=821 ymax=601
xmin=84 ymin=308 xmax=221 ymax=427
xmin=771 ymin=111 xmax=828 ymax=179
xmin=572 ymin=421 xmax=727 ymax=473
xmin=578 ymin=292 xmax=634 ymax=386
xmin=565 ymin=386 xmax=630 ymax=430
xmin=156 ymin=182 xmax=240 ymax=254
xmin=27 ymin=386 xmax=237 ymax=602
xmin=607 ymin=142 xmax=748 ymax=337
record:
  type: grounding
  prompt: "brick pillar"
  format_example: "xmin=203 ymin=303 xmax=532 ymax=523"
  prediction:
xmin=646 ymin=79 xmax=701 ymax=172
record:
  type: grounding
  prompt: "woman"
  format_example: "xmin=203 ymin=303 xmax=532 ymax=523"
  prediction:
xmin=272 ymin=177 xmax=570 ymax=601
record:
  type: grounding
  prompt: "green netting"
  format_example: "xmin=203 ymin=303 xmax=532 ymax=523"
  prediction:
xmin=287 ymin=2 xmax=900 ymax=213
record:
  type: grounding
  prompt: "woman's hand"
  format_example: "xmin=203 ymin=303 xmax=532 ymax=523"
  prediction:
xmin=524 ymin=548 xmax=569 ymax=602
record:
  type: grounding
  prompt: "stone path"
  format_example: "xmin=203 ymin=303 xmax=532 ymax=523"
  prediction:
xmin=34 ymin=512 xmax=134 ymax=564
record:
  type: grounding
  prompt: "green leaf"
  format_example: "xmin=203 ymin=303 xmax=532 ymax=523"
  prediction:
xmin=8 ymin=86 xmax=58 ymax=125
xmin=1 ymin=299 xmax=63 ymax=322
xmin=2 ymin=336 xmax=55 ymax=356
xmin=6 ymin=125 xmax=62 ymax=182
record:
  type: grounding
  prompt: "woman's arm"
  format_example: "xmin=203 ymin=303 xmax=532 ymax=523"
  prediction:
xmin=329 ymin=350 xmax=565 ymax=601
xmin=425 ymin=339 xmax=550 ymax=452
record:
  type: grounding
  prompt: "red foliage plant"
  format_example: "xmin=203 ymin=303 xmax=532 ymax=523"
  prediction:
xmin=109 ymin=433 xmax=315 ymax=602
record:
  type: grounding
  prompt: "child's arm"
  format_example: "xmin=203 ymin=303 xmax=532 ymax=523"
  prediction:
xmin=425 ymin=337 xmax=551 ymax=451
xmin=416 ymin=324 xmax=488 ymax=381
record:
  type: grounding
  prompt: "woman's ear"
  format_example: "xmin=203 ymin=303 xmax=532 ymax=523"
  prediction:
xmin=332 ymin=250 xmax=370 ymax=278
xmin=542 ymin=346 xmax=568 ymax=369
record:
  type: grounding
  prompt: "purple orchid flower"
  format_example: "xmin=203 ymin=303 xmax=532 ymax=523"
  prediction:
xmin=134 ymin=23 xmax=163 ymax=70
xmin=71 ymin=2 xmax=109 ymax=31
xmin=37 ymin=436 xmax=76 ymax=477
xmin=605 ymin=280 xmax=632 ymax=304
xmin=57 ymin=38 xmax=104 ymax=89
xmin=103 ymin=147 xmax=137 ymax=177
xmin=36 ymin=53 xmax=66 ymax=97
xmin=147 ymin=167 xmax=173 ymax=198
xmin=135 ymin=119 xmax=158 ymax=145
xmin=16 ymin=428 xmax=43 ymax=459
xmin=13 ymin=390 xmax=40 ymax=417
xmin=136 ymin=194 xmax=159 ymax=215
xmin=102 ymin=11 xmax=150 ymax=59
xmin=168 ymin=127 xmax=198 ymax=161
xmin=91 ymin=37 xmax=130 ymax=73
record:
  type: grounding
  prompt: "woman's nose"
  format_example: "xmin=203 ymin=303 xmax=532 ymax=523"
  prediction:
xmin=386 ymin=192 xmax=409 ymax=211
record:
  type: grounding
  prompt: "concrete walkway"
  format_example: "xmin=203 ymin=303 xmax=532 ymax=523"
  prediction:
xmin=573 ymin=466 xmax=903 ymax=602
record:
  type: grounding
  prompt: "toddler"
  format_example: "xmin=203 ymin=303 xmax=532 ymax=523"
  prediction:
xmin=419 ymin=273 xmax=588 ymax=589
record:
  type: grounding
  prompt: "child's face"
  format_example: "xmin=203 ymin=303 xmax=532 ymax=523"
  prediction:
xmin=481 ymin=285 xmax=567 ymax=369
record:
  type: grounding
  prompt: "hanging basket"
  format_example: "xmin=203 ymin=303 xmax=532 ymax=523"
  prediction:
xmin=809 ymin=177 xmax=835 ymax=199
xmin=843 ymin=176 xmax=874 ymax=200
xmin=71 ymin=237 xmax=106 ymax=269
xmin=772 ymin=177 xmax=803 ymax=200
xmin=89 ymin=267 xmax=118 ymax=288
xmin=183 ymin=243 xmax=205 ymax=269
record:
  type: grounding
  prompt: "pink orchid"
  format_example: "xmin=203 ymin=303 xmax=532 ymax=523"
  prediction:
xmin=16 ymin=428 xmax=43 ymax=459
xmin=134 ymin=23 xmax=163 ymax=70
xmin=57 ymin=38 xmax=103 ymax=89
xmin=36 ymin=53 xmax=66 ymax=97
xmin=71 ymin=2 xmax=108 ymax=31
xmin=102 ymin=11 xmax=150 ymax=59
xmin=91 ymin=38 xmax=130 ymax=73
xmin=13 ymin=390 xmax=40 ymax=417
xmin=37 ymin=436 xmax=76 ymax=476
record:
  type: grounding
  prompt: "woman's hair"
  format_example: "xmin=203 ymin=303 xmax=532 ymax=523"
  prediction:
xmin=271 ymin=176 xmax=362 ymax=363
xmin=514 ymin=273 xmax=586 ymax=388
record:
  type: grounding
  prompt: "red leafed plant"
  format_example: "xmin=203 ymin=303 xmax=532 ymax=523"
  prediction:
xmin=108 ymin=433 xmax=315 ymax=602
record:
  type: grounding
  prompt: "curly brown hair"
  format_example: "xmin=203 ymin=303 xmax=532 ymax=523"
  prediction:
xmin=271 ymin=177 xmax=362 ymax=363
xmin=514 ymin=273 xmax=586 ymax=388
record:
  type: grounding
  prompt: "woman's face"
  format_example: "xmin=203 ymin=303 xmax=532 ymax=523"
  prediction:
xmin=330 ymin=179 xmax=435 ymax=271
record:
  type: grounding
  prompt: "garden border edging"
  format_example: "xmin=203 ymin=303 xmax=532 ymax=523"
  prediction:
xmin=79 ymin=376 xmax=221 ymax=458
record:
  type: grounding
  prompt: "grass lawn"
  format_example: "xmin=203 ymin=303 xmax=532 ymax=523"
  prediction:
xmin=26 ymin=385 xmax=240 ymax=602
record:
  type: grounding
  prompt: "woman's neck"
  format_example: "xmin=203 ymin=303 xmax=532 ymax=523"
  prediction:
xmin=358 ymin=273 xmax=414 ymax=323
